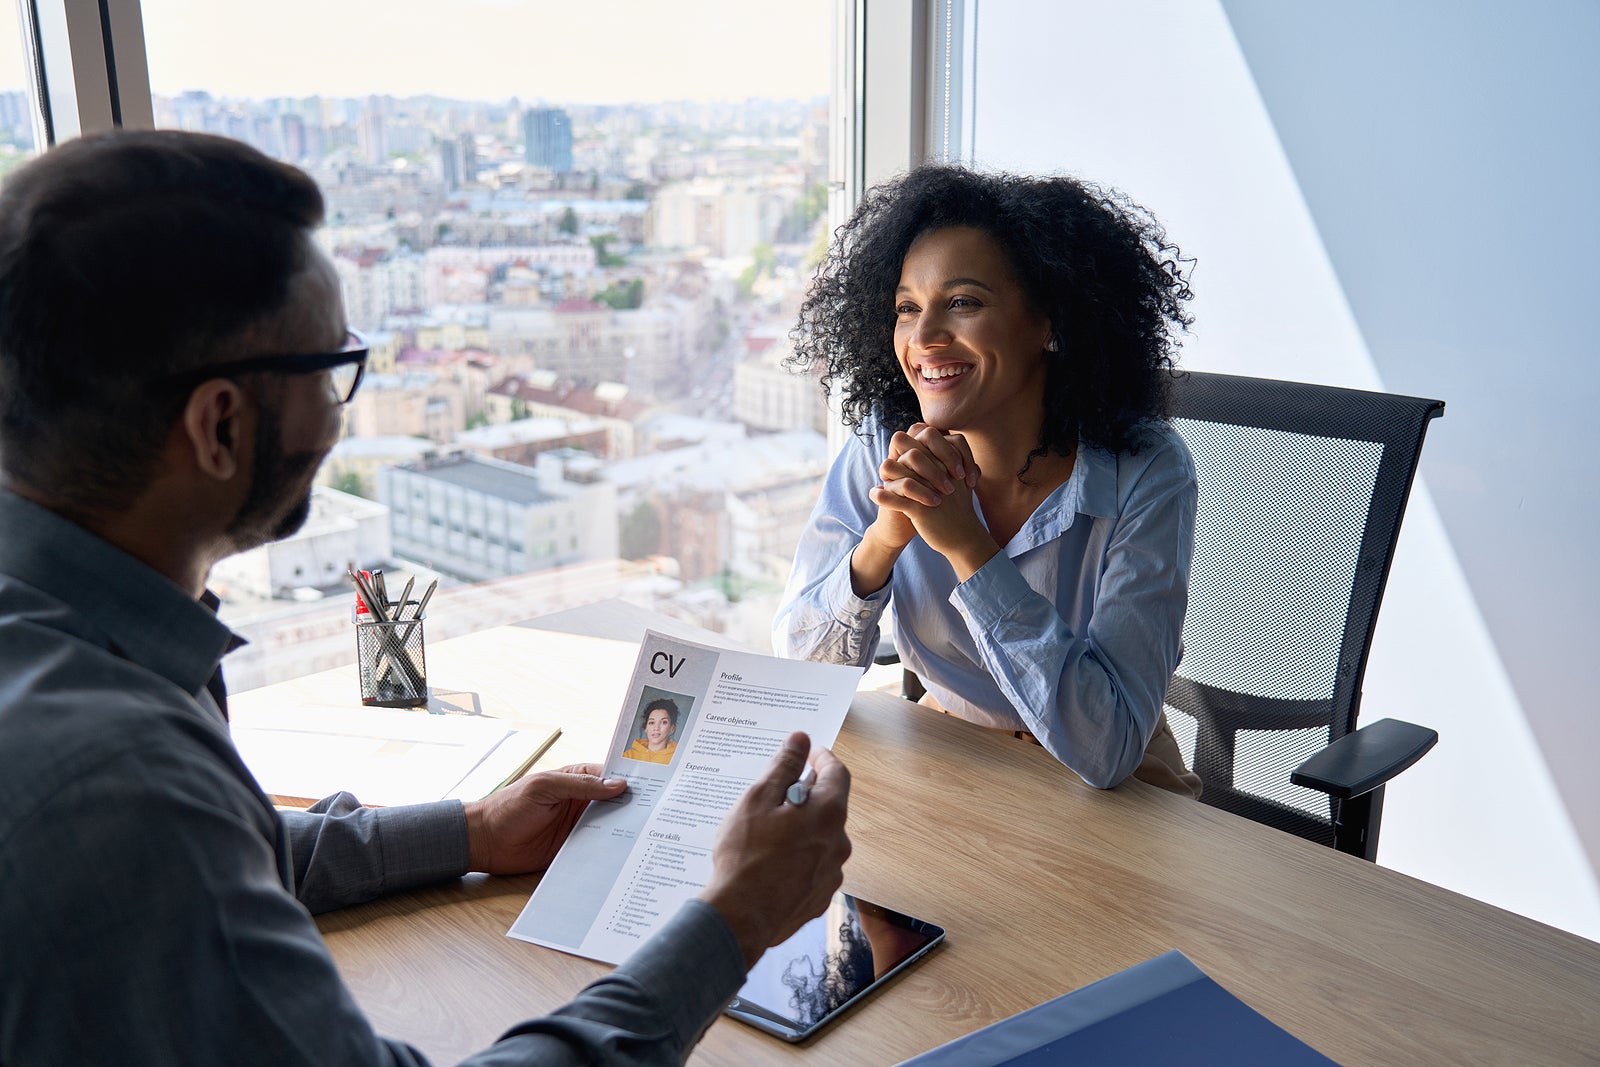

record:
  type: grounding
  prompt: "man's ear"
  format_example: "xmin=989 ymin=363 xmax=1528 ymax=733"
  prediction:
xmin=180 ymin=380 xmax=250 ymax=481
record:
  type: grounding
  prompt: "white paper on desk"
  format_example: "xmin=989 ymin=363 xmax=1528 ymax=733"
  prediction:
xmin=230 ymin=704 xmax=557 ymax=807
xmin=508 ymin=629 xmax=859 ymax=963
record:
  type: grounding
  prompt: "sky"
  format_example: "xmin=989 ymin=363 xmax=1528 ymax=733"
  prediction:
xmin=4 ymin=0 xmax=834 ymax=102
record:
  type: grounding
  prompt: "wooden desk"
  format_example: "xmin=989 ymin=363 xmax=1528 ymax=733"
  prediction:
xmin=280 ymin=603 xmax=1600 ymax=1065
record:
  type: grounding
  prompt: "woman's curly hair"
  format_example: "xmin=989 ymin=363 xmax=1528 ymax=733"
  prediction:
xmin=790 ymin=165 xmax=1194 ymax=464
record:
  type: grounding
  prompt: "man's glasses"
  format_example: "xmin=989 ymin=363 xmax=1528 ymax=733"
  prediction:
xmin=162 ymin=329 xmax=369 ymax=405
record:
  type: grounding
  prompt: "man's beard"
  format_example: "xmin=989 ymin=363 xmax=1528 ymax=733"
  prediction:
xmin=225 ymin=401 xmax=326 ymax=552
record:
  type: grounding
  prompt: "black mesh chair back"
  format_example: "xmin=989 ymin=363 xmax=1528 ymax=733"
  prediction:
xmin=1164 ymin=371 xmax=1443 ymax=856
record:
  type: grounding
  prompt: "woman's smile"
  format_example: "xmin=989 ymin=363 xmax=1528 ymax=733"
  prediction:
xmin=894 ymin=225 xmax=1051 ymax=436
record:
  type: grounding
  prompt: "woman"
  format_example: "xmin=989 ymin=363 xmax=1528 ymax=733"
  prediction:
xmin=622 ymin=698 xmax=680 ymax=764
xmin=774 ymin=165 xmax=1200 ymax=795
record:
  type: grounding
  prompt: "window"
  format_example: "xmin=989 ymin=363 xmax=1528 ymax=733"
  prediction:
xmin=37 ymin=0 xmax=850 ymax=691
xmin=0 ymin=4 xmax=40 ymax=176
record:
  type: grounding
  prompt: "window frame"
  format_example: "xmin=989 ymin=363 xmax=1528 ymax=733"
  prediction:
xmin=17 ymin=0 xmax=151 ymax=143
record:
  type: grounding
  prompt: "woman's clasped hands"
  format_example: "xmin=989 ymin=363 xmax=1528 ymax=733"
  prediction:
xmin=867 ymin=423 xmax=996 ymax=568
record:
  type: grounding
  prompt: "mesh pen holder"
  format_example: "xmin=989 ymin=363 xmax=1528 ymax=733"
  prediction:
xmin=355 ymin=610 xmax=428 ymax=707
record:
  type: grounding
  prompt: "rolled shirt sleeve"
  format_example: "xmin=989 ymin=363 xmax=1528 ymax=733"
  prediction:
xmin=286 ymin=793 xmax=469 ymax=914
xmin=774 ymin=425 xmax=893 ymax=668
xmin=950 ymin=436 xmax=1195 ymax=787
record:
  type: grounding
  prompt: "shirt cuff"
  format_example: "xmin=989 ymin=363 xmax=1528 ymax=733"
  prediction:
xmin=499 ymin=898 xmax=746 ymax=1055
xmin=949 ymin=550 xmax=1035 ymax=633
xmin=825 ymin=544 xmax=890 ymax=618
xmin=610 ymin=899 xmax=747 ymax=1039
xmin=370 ymin=799 xmax=471 ymax=891
xmin=821 ymin=548 xmax=890 ymax=670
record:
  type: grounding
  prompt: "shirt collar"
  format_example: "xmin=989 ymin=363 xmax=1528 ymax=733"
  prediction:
xmin=1066 ymin=442 xmax=1119 ymax=520
xmin=0 ymin=489 xmax=242 ymax=697
xmin=1010 ymin=442 xmax=1117 ymax=548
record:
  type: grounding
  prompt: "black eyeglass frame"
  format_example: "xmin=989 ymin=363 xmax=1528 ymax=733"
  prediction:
xmin=161 ymin=328 xmax=370 ymax=405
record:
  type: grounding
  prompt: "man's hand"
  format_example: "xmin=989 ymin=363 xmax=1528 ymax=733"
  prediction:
xmin=464 ymin=764 xmax=627 ymax=874
xmin=698 ymin=733 xmax=851 ymax=969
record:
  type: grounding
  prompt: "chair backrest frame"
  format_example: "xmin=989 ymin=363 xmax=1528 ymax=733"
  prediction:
xmin=1167 ymin=371 xmax=1443 ymax=849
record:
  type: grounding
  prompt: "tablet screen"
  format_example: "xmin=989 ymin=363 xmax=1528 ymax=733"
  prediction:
xmin=725 ymin=892 xmax=945 ymax=1042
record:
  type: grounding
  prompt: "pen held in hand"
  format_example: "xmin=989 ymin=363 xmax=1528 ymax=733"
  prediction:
xmin=785 ymin=764 xmax=817 ymax=806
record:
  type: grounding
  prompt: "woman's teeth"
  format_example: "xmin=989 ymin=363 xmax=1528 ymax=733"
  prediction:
xmin=922 ymin=364 xmax=969 ymax=381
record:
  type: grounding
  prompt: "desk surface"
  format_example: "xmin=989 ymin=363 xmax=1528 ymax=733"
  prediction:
xmin=253 ymin=602 xmax=1600 ymax=1065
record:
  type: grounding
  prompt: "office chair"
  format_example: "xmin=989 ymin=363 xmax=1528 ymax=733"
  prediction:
xmin=1164 ymin=371 xmax=1444 ymax=860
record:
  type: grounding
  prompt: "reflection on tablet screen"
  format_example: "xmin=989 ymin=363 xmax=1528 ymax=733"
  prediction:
xmin=728 ymin=892 xmax=945 ymax=1041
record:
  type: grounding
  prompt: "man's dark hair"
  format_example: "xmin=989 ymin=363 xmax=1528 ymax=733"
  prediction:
xmin=644 ymin=698 xmax=680 ymax=730
xmin=790 ymin=164 xmax=1194 ymax=467
xmin=0 ymin=129 xmax=325 ymax=511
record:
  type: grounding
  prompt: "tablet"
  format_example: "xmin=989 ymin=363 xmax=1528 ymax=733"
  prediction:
xmin=725 ymin=892 xmax=946 ymax=1042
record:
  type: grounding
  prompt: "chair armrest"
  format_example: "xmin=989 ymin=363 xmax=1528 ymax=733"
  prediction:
xmin=1290 ymin=718 xmax=1438 ymax=800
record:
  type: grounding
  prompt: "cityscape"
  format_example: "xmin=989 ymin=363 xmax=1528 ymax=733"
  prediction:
xmin=26 ymin=89 xmax=840 ymax=688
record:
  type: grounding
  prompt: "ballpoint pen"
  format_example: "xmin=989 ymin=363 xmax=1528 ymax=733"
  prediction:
xmin=350 ymin=567 xmax=424 ymax=699
xmin=383 ymin=577 xmax=436 ymax=698
xmin=785 ymin=764 xmax=817 ymax=806
xmin=397 ymin=579 xmax=438 ymax=643
xmin=394 ymin=576 xmax=416 ymax=619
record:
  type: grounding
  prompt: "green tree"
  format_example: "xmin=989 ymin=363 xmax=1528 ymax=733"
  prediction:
xmin=589 ymin=235 xmax=627 ymax=267
xmin=558 ymin=206 xmax=579 ymax=236
xmin=332 ymin=471 xmax=366 ymax=498
xmin=595 ymin=278 xmax=645 ymax=310
xmin=510 ymin=397 xmax=531 ymax=420
xmin=466 ymin=413 xmax=490 ymax=430
xmin=620 ymin=502 xmax=663 ymax=560
xmin=737 ymin=243 xmax=778 ymax=299
xmin=778 ymin=182 xmax=830 ymax=243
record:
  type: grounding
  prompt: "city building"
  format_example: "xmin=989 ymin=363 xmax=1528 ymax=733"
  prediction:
xmin=487 ymin=299 xmax=696 ymax=394
xmin=486 ymin=372 xmax=645 ymax=459
xmin=522 ymin=107 xmax=573 ymax=173
xmin=453 ymin=414 xmax=614 ymax=464
xmin=343 ymin=371 xmax=471 ymax=443
xmin=334 ymin=249 xmax=427 ymax=328
xmin=648 ymin=176 xmax=801 ymax=258
xmin=606 ymin=429 xmax=828 ymax=583
xmin=210 ymin=486 xmax=391 ymax=601
xmin=318 ymin=435 xmax=440 ymax=498
xmin=380 ymin=452 xmax=617 ymax=583
xmin=733 ymin=332 xmax=828 ymax=433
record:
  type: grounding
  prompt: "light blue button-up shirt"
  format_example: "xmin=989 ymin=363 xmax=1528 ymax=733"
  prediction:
xmin=775 ymin=421 xmax=1196 ymax=789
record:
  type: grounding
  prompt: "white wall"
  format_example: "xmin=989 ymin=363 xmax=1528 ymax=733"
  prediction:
xmin=964 ymin=0 xmax=1599 ymax=941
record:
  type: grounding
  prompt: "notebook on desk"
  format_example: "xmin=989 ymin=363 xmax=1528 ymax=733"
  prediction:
xmin=897 ymin=950 xmax=1338 ymax=1066
xmin=229 ymin=704 xmax=560 ymax=807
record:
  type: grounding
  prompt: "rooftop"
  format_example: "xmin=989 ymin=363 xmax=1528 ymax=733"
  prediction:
xmin=456 ymin=415 xmax=605 ymax=448
xmin=400 ymin=454 xmax=555 ymax=506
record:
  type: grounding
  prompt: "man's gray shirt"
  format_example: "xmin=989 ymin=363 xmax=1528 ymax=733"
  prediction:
xmin=0 ymin=489 xmax=746 ymax=1064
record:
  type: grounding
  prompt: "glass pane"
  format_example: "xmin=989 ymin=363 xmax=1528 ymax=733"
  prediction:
xmin=0 ymin=4 xmax=40 ymax=173
xmin=137 ymin=0 xmax=835 ymax=689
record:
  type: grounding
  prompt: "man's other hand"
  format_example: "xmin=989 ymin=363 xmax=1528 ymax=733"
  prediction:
xmin=697 ymin=733 xmax=852 ymax=969
xmin=465 ymin=764 xmax=627 ymax=874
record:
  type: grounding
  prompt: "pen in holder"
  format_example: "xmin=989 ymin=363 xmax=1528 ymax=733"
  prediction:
xmin=355 ymin=600 xmax=428 ymax=708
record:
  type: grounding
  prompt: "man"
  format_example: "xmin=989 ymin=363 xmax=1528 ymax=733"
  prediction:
xmin=0 ymin=130 xmax=852 ymax=1064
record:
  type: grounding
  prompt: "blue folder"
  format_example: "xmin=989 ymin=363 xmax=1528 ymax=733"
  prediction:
xmin=896 ymin=950 xmax=1339 ymax=1066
